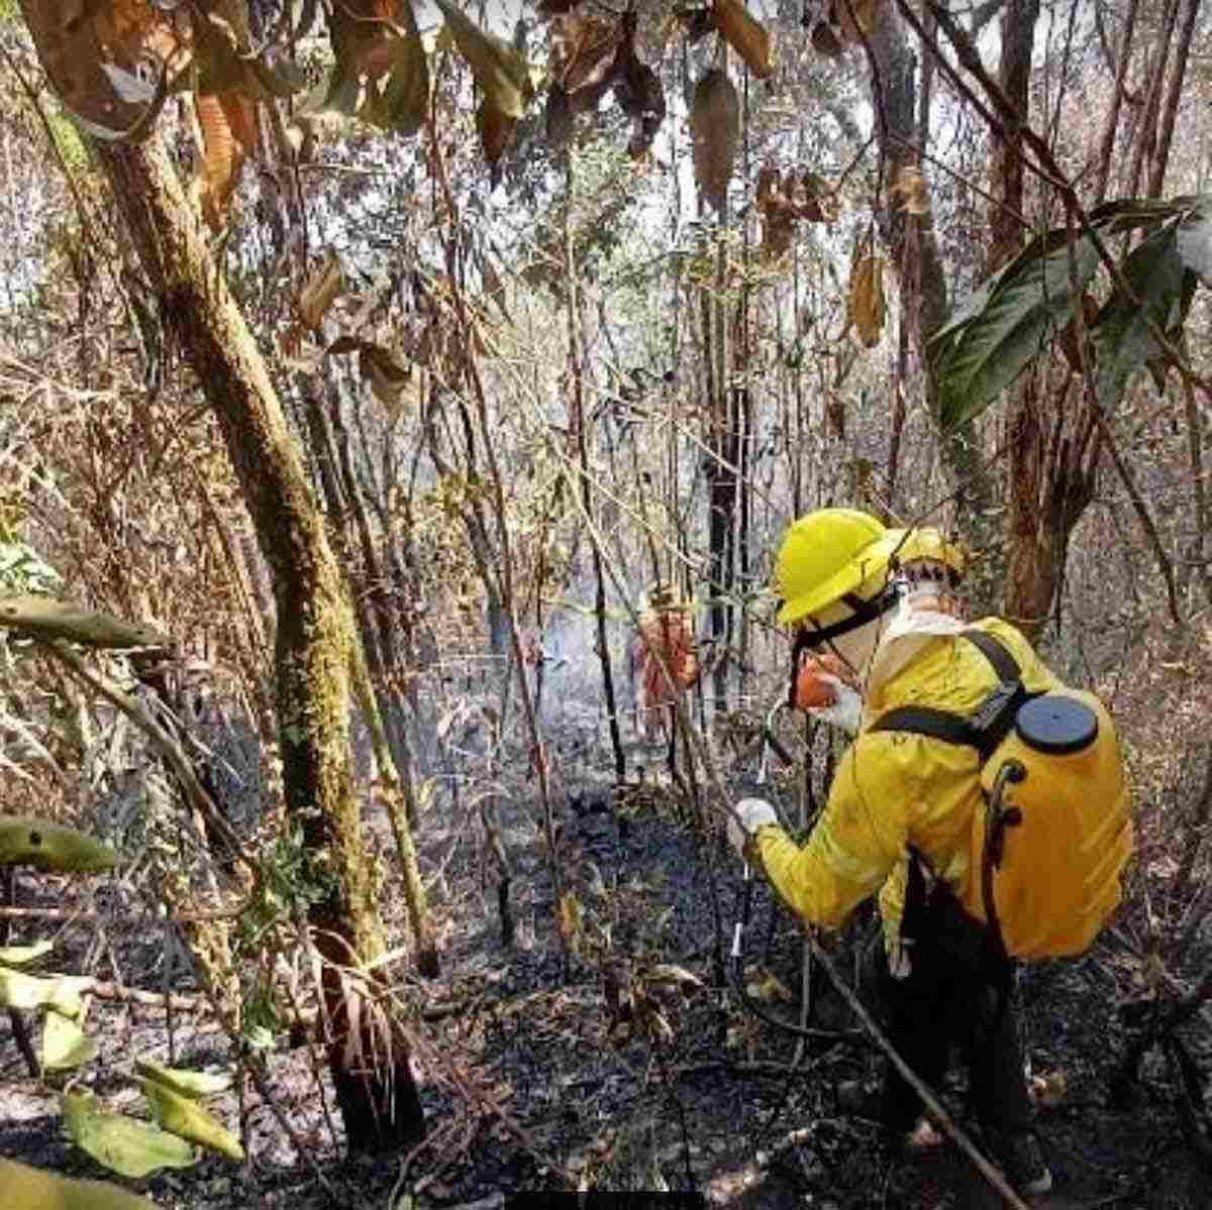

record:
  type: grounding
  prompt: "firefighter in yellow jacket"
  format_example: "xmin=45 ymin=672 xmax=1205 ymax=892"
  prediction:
xmin=727 ymin=507 xmax=1097 ymax=1197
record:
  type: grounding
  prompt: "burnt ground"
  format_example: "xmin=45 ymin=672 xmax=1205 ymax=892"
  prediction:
xmin=2 ymin=726 xmax=1211 ymax=1210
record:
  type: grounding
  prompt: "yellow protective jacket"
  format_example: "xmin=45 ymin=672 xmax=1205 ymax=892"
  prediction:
xmin=754 ymin=617 xmax=1059 ymax=951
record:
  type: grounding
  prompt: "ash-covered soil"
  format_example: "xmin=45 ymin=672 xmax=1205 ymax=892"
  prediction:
xmin=2 ymin=725 xmax=1209 ymax=1209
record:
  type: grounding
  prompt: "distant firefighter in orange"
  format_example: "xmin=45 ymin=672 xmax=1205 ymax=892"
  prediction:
xmin=633 ymin=584 xmax=699 ymax=739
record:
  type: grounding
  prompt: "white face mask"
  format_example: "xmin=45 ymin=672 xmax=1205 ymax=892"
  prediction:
xmin=810 ymin=680 xmax=863 ymax=734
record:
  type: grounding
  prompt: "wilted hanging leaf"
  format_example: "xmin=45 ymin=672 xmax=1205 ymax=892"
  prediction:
xmin=690 ymin=69 xmax=739 ymax=212
xmin=365 ymin=3 xmax=429 ymax=136
xmin=434 ymin=0 xmax=532 ymax=119
xmin=0 ymin=968 xmax=90 ymax=1015
xmin=710 ymin=0 xmax=774 ymax=79
xmin=545 ymin=84 xmax=573 ymax=150
xmin=890 ymin=163 xmax=929 ymax=215
xmin=0 ymin=940 xmax=54 ymax=967
xmin=614 ymin=53 xmax=665 ymax=158
xmin=140 ymin=1077 xmax=245 ymax=1160
xmin=42 ymin=1008 xmax=98 ymax=1071
xmin=63 ymin=1091 xmax=197 ymax=1179
xmin=551 ymin=11 xmax=623 ymax=94
xmin=0 ymin=595 xmax=168 ymax=649
xmin=18 ymin=0 xmax=186 ymax=142
xmin=0 ymin=1157 xmax=157 ymax=1210
xmin=762 ymin=213 xmax=795 ymax=259
xmin=477 ymin=99 xmax=516 ymax=166
xmin=833 ymin=0 xmax=883 ymax=43
xmin=195 ymin=92 xmax=257 ymax=231
xmin=810 ymin=20 xmax=844 ymax=58
xmin=298 ymin=250 xmax=344 ymax=331
xmin=137 ymin=1059 xmax=234 ymax=1099
xmin=849 ymin=245 xmax=886 ymax=348
xmin=791 ymin=170 xmax=835 ymax=222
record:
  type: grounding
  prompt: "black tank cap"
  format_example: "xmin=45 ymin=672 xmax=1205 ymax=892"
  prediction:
xmin=1015 ymin=694 xmax=1098 ymax=755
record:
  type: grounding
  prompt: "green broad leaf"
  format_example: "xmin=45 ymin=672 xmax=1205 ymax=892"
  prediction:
xmin=0 ymin=940 xmax=54 ymax=967
xmin=0 ymin=1156 xmax=158 ymax=1210
xmin=0 ymin=967 xmax=91 ymax=1015
xmin=42 ymin=1008 xmax=98 ymax=1071
xmin=0 ymin=816 xmax=120 ymax=872
xmin=928 ymin=195 xmax=1203 ymax=429
xmin=140 ymin=1077 xmax=245 ymax=1161
xmin=433 ymin=0 xmax=532 ymax=119
xmin=62 ymin=1090 xmax=197 ymax=1179
xmin=931 ymin=230 xmax=1100 ymax=428
xmin=136 ymin=1059 xmax=234 ymax=1099
xmin=1091 ymin=223 xmax=1191 ymax=407
xmin=0 ymin=595 xmax=169 ymax=649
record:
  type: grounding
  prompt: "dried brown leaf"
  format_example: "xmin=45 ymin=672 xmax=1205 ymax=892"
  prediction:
xmin=710 ymin=0 xmax=774 ymax=79
xmin=833 ymin=0 xmax=884 ymax=43
xmin=890 ymin=163 xmax=929 ymax=215
xmin=1058 ymin=291 xmax=1099 ymax=372
xmin=690 ymin=69 xmax=739 ymax=212
xmin=195 ymin=92 xmax=257 ymax=231
xmin=849 ymin=246 xmax=886 ymax=348
xmin=477 ymin=98 xmax=516 ymax=165
xmin=298 ymin=250 xmax=344 ymax=331
xmin=551 ymin=12 xmax=623 ymax=94
xmin=810 ymin=20 xmax=844 ymax=58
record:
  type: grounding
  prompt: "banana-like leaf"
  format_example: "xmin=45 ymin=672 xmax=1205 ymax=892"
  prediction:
xmin=0 ymin=968 xmax=91 ymax=1015
xmin=0 ymin=595 xmax=169 ymax=650
xmin=931 ymin=230 xmax=1100 ymax=428
xmin=927 ymin=197 xmax=1198 ymax=428
xmin=0 ymin=940 xmax=54 ymax=967
xmin=42 ymin=1008 xmax=98 ymax=1071
xmin=137 ymin=1058 xmax=234 ymax=1098
xmin=0 ymin=817 xmax=120 ymax=872
xmin=140 ymin=1076 xmax=245 ymax=1160
xmin=62 ymin=1090 xmax=197 ymax=1178
xmin=433 ymin=0 xmax=532 ymax=119
xmin=0 ymin=1157 xmax=157 ymax=1210
xmin=1091 ymin=223 xmax=1191 ymax=406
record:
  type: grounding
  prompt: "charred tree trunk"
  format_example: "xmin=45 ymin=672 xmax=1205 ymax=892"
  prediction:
xmin=88 ymin=135 xmax=423 ymax=1151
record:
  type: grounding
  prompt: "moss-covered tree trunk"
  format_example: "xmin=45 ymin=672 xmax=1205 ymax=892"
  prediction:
xmin=84 ymin=135 xmax=421 ymax=1150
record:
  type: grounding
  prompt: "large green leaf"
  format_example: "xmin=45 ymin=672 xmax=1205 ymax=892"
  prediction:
xmin=0 ymin=967 xmax=90 ymax=1015
xmin=0 ymin=940 xmax=54 ymax=967
xmin=0 ymin=817 xmax=120 ymax=872
xmin=929 ymin=197 xmax=1203 ymax=428
xmin=0 ymin=1157 xmax=157 ymax=1210
xmin=42 ymin=1007 xmax=98 ymax=1071
xmin=1091 ymin=222 xmax=1191 ymax=406
xmin=63 ymin=1091 xmax=197 ymax=1179
xmin=932 ymin=231 xmax=1100 ymax=427
xmin=140 ymin=1077 xmax=245 ymax=1161
xmin=137 ymin=1058 xmax=234 ymax=1099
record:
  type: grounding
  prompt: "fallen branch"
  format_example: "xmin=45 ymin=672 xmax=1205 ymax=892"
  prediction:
xmin=89 ymin=980 xmax=207 ymax=1012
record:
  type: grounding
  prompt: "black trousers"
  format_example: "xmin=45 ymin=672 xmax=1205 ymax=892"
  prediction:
xmin=875 ymin=884 xmax=1034 ymax=1138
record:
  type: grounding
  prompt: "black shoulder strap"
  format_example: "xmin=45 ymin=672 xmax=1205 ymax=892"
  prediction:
xmin=868 ymin=628 xmax=1029 ymax=763
xmin=961 ymin=627 xmax=1022 ymax=684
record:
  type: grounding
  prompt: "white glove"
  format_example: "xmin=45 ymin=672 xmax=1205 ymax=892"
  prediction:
xmin=808 ymin=676 xmax=863 ymax=735
xmin=727 ymin=797 xmax=779 ymax=857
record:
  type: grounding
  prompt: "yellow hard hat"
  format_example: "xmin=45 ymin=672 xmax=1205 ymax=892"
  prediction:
xmin=774 ymin=508 xmax=965 ymax=628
